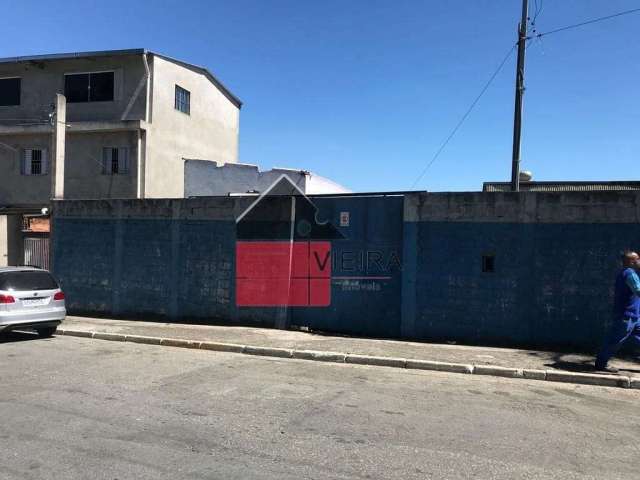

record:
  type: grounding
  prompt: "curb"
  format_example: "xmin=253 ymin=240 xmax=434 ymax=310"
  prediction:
xmin=200 ymin=341 xmax=245 ymax=353
xmin=292 ymin=350 xmax=347 ymax=363
xmin=244 ymin=345 xmax=293 ymax=358
xmin=56 ymin=328 xmax=639 ymax=390
xmin=346 ymin=354 xmax=406 ymax=368
xmin=474 ymin=365 xmax=522 ymax=378
xmin=546 ymin=370 xmax=630 ymax=389
xmin=160 ymin=338 xmax=200 ymax=349
xmin=93 ymin=332 xmax=126 ymax=342
xmin=522 ymin=369 xmax=546 ymax=380
xmin=406 ymin=359 xmax=473 ymax=374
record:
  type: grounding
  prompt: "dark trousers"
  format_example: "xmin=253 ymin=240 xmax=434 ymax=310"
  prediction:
xmin=595 ymin=317 xmax=640 ymax=369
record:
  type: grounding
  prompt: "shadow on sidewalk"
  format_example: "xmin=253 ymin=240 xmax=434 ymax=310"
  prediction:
xmin=544 ymin=352 xmax=640 ymax=374
xmin=544 ymin=354 xmax=596 ymax=373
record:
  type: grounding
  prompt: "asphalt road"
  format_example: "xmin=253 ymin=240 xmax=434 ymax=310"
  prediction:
xmin=1 ymin=333 xmax=639 ymax=480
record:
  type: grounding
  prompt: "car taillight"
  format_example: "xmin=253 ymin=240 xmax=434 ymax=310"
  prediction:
xmin=0 ymin=294 xmax=16 ymax=304
xmin=54 ymin=291 xmax=65 ymax=301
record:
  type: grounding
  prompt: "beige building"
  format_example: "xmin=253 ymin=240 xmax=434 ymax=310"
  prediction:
xmin=0 ymin=49 xmax=241 ymax=266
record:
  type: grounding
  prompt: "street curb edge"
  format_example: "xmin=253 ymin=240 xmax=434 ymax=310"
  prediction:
xmin=55 ymin=329 xmax=638 ymax=390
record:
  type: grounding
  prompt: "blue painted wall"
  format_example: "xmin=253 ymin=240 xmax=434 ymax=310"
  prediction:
xmin=176 ymin=221 xmax=236 ymax=321
xmin=52 ymin=218 xmax=116 ymax=315
xmin=53 ymin=217 xmax=239 ymax=324
xmin=51 ymin=192 xmax=640 ymax=351
xmin=290 ymin=196 xmax=404 ymax=338
xmin=404 ymin=222 xmax=635 ymax=350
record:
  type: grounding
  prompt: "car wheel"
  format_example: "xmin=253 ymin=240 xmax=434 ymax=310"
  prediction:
xmin=36 ymin=327 xmax=57 ymax=338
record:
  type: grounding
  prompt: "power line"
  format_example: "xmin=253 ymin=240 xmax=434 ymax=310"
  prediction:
xmin=531 ymin=0 xmax=543 ymax=28
xmin=0 ymin=118 xmax=49 ymax=121
xmin=530 ymin=0 xmax=543 ymax=35
xmin=409 ymin=5 xmax=639 ymax=190
xmin=530 ymin=7 xmax=640 ymax=39
xmin=410 ymin=44 xmax=517 ymax=189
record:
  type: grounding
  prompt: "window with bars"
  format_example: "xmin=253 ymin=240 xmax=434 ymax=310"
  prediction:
xmin=175 ymin=85 xmax=190 ymax=114
xmin=21 ymin=149 xmax=48 ymax=176
xmin=102 ymin=147 xmax=130 ymax=175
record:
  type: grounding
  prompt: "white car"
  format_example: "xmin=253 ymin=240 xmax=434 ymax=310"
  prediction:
xmin=0 ymin=267 xmax=66 ymax=337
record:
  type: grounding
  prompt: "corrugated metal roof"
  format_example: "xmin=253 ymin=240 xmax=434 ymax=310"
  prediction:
xmin=0 ymin=48 xmax=242 ymax=108
xmin=483 ymin=181 xmax=640 ymax=192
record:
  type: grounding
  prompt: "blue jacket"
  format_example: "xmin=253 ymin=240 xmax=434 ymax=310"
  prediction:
xmin=613 ymin=267 xmax=640 ymax=320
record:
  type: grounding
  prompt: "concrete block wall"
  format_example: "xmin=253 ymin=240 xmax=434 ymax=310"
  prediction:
xmin=402 ymin=191 xmax=640 ymax=351
xmin=52 ymin=190 xmax=640 ymax=351
xmin=52 ymin=197 xmax=242 ymax=324
xmin=53 ymin=218 xmax=116 ymax=313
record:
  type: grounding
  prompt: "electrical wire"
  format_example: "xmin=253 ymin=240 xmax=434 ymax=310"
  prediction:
xmin=530 ymin=0 xmax=543 ymax=34
xmin=0 ymin=118 xmax=50 ymax=121
xmin=409 ymin=5 xmax=638 ymax=190
xmin=532 ymin=0 xmax=543 ymax=25
xmin=410 ymin=44 xmax=517 ymax=189
xmin=530 ymin=7 xmax=640 ymax=39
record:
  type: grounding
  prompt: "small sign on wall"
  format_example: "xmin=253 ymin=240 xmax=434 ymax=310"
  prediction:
xmin=340 ymin=211 xmax=350 ymax=227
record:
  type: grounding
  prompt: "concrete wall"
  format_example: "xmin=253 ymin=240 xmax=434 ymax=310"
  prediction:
xmin=51 ymin=191 xmax=640 ymax=351
xmin=144 ymin=56 xmax=240 ymax=199
xmin=0 ymin=131 xmax=138 ymax=204
xmin=0 ymin=133 xmax=50 ymax=204
xmin=0 ymin=54 xmax=147 ymax=123
xmin=402 ymin=191 xmax=640 ymax=224
xmin=52 ymin=197 xmax=242 ymax=321
xmin=402 ymin=191 xmax=640 ymax=350
xmin=1 ymin=52 xmax=240 ymax=204
xmin=0 ymin=53 xmax=147 ymax=205
xmin=64 ymin=131 xmax=138 ymax=199
xmin=0 ymin=214 xmax=23 ymax=266
xmin=184 ymin=161 xmax=350 ymax=196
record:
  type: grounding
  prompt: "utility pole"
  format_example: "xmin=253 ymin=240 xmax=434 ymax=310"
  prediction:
xmin=510 ymin=0 xmax=528 ymax=191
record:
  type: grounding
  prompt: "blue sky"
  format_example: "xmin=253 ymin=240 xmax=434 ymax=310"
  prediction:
xmin=1 ymin=0 xmax=638 ymax=192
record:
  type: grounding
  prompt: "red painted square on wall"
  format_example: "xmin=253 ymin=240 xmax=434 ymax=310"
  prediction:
xmin=236 ymin=241 xmax=331 ymax=306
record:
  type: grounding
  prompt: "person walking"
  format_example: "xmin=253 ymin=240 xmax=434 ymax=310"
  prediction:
xmin=595 ymin=251 xmax=640 ymax=373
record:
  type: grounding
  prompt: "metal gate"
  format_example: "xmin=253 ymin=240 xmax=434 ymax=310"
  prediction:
xmin=24 ymin=237 xmax=50 ymax=270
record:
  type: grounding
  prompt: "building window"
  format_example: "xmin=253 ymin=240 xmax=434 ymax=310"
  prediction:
xmin=102 ymin=147 xmax=130 ymax=175
xmin=175 ymin=85 xmax=190 ymax=114
xmin=21 ymin=149 xmax=48 ymax=176
xmin=0 ymin=77 xmax=21 ymax=106
xmin=65 ymin=72 xmax=114 ymax=103
xmin=482 ymin=254 xmax=495 ymax=273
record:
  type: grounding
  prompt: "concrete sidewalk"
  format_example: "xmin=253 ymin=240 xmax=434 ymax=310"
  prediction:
xmin=58 ymin=316 xmax=640 ymax=389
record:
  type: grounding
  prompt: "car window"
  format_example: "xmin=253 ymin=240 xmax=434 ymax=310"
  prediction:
xmin=0 ymin=271 xmax=59 ymax=291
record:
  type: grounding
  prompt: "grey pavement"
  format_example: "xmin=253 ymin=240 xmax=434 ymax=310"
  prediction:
xmin=64 ymin=316 xmax=640 ymax=377
xmin=1 ymin=333 xmax=639 ymax=479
